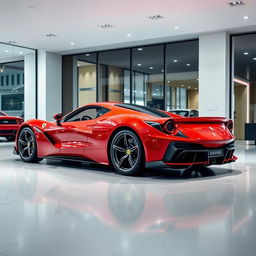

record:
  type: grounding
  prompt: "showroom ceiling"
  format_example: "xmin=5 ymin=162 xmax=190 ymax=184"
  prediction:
xmin=0 ymin=0 xmax=255 ymax=54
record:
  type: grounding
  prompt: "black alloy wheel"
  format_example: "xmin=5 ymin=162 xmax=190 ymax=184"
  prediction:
xmin=18 ymin=127 xmax=41 ymax=163
xmin=110 ymin=129 xmax=144 ymax=176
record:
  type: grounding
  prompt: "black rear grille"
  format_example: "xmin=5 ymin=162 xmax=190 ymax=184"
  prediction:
xmin=0 ymin=119 xmax=17 ymax=124
xmin=0 ymin=130 xmax=16 ymax=134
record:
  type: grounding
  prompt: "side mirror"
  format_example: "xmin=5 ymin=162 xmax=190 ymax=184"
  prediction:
xmin=53 ymin=113 xmax=63 ymax=126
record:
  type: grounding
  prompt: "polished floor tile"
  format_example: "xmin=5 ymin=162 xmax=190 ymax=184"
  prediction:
xmin=0 ymin=139 xmax=256 ymax=256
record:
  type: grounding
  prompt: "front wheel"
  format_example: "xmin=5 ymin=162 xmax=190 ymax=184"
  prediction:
xmin=109 ymin=129 xmax=144 ymax=176
xmin=18 ymin=127 xmax=42 ymax=163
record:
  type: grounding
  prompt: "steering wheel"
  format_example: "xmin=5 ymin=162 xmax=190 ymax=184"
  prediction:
xmin=80 ymin=115 xmax=92 ymax=121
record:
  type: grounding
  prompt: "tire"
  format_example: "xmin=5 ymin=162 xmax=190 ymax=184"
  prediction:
xmin=6 ymin=136 xmax=15 ymax=142
xmin=18 ymin=127 xmax=42 ymax=163
xmin=109 ymin=129 xmax=144 ymax=176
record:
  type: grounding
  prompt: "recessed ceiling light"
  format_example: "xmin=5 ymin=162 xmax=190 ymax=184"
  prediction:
xmin=173 ymin=59 xmax=178 ymax=63
xmin=77 ymin=63 xmax=80 ymax=67
xmin=149 ymin=66 xmax=154 ymax=70
xmin=149 ymin=15 xmax=164 ymax=20
xmin=98 ymin=24 xmax=113 ymax=29
xmin=85 ymin=53 xmax=90 ymax=56
xmin=228 ymin=1 xmax=244 ymax=6
xmin=243 ymin=16 xmax=249 ymax=20
xmin=161 ymin=69 xmax=164 ymax=72
xmin=188 ymin=86 xmax=191 ymax=89
xmin=4 ymin=50 xmax=9 ymax=53
xmin=127 ymin=33 xmax=132 ymax=37
xmin=243 ymin=52 xmax=249 ymax=55
xmin=19 ymin=51 xmax=23 ymax=54
xmin=46 ymin=33 xmax=57 ymax=37
xmin=168 ymin=80 xmax=170 ymax=83
xmin=195 ymin=88 xmax=198 ymax=90
xmin=174 ymin=26 xmax=179 ymax=29
xmin=186 ymin=63 xmax=191 ymax=66
xmin=181 ymin=84 xmax=184 ymax=87
xmin=70 ymin=42 xmax=75 ymax=45
xmin=137 ymin=63 xmax=142 ymax=66
xmin=253 ymin=57 xmax=256 ymax=61
xmin=137 ymin=48 xmax=143 ymax=51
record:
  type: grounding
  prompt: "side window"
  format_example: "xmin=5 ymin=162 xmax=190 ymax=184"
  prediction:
xmin=65 ymin=107 xmax=110 ymax=122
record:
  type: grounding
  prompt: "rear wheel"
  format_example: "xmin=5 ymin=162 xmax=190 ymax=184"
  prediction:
xmin=18 ymin=127 xmax=42 ymax=163
xmin=109 ymin=129 xmax=144 ymax=176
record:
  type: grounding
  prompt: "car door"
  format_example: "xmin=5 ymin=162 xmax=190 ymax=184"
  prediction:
xmin=53 ymin=107 xmax=102 ymax=157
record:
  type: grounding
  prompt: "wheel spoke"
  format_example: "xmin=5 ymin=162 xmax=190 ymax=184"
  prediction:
xmin=113 ymin=145 xmax=126 ymax=152
xmin=21 ymin=146 xmax=29 ymax=156
xmin=19 ymin=139 xmax=27 ymax=145
xmin=124 ymin=133 xmax=128 ymax=148
xmin=24 ymin=131 xmax=29 ymax=142
xmin=118 ymin=154 xmax=128 ymax=167
xmin=128 ymin=155 xmax=134 ymax=167
xmin=130 ymin=145 xmax=138 ymax=153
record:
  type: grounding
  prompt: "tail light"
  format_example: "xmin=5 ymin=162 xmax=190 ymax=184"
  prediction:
xmin=163 ymin=120 xmax=176 ymax=134
xmin=16 ymin=119 xmax=24 ymax=124
xmin=226 ymin=120 xmax=233 ymax=132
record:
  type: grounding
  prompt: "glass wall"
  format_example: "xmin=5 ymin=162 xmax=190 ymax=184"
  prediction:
xmin=0 ymin=43 xmax=36 ymax=119
xmin=62 ymin=40 xmax=199 ymax=113
xmin=233 ymin=33 xmax=256 ymax=140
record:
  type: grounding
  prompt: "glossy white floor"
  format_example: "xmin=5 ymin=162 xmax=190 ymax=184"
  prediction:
xmin=0 ymin=139 xmax=255 ymax=256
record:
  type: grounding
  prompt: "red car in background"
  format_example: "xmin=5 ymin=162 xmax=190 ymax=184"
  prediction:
xmin=14 ymin=102 xmax=236 ymax=175
xmin=0 ymin=111 xmax=23 ymax=141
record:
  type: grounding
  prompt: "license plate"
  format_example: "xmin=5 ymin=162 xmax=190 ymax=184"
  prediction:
xmin=209 ymin=149 xmax=224 ymax=158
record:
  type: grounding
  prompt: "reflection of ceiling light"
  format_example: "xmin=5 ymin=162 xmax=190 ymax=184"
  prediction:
xmin=243 ymin=16 xmax=249 ymax=20
xmin=85 ymin=53 xmax=90 ymax=56
xmin=4 ymin=50 xmax=9 ymax=53
xmin=70 ymin=42 xmax=75 ymax=45
xmin=19 ymin=51 xmax=23 ymax=54
xmin=46 ymin=33 xmax=57 ymax=37
xmin=243 ymin=52 xmax=249 ymax=55
xmin=137 ymin=48 xmax=143 ymax=51
xmin=173 ymin=59 xmax=178 ymax=63
xmin=98 ymin=24 xmax=113 ymax=29
xmin=137 ymin=63 xmax=141 ymax=66
xmin=186 ymin=63 xmax=191 ymax=66
xmin=149 ymin=66 xmax=153 ymax=69
xmin=174 ymin=26 xmax=179 ymax=29
xmin=149 ymin=15 xmax=163 ymax=20
xmin=253 ymin=57 xmax=256 ymax=61
xmin=127 ymin=33 xmax=132 ymax=37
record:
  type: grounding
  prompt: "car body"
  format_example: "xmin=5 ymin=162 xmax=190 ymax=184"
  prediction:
xmin=0 ymin=111 xmax=24 ymax=141
xmin=169 ymin=109 xmax=199 ymax=117
xmin=14 ymin=102 xmax=236 ymax=175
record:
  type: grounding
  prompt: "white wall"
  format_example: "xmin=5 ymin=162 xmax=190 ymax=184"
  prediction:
xmin=38 ymin=51 xmax=62 ymax=120
xmin=199 ymin=32 xmax=230 ymax=117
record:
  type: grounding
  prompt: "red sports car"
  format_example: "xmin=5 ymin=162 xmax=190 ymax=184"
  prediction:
xmin=14 ymin=102 xmax=236 ymax=175
xmin=0 ymin=111 xmax=23 ymax=141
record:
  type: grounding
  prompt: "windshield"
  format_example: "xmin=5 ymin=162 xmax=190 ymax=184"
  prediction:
xmin=115 ymin=103 xmax=169 ymax=118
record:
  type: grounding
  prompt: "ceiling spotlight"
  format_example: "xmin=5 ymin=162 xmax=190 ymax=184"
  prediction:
xmin=174 ymin=26 xmax=179 ymax=29
xmin=85 ymin=53 xmax=90 ymax=56
xmin=149 ymin=66 xmax=154 ymax=70
xmin=77 ymin=63 xmax=80 ymax=67
xmin=243 ymin=16 xmax=249 ymax=20
xmin=137 ymin=63 xmax=142 ymax=66
xmin=195 ymin=88 xmax=198 ymax=90
xmin=19 ymin=51 xmax=23 ymax=54
xmin=70 ymin=42 xmax=75 ymax=45
xmin=127 ymin=33 xmax=132 ymax=37
xmin=173 ymin=59 xmax=178 ymax=63
xmin=186 ymin=63 xmax=191 ymax=66
xmin=4 ymin=50 xmax=9 ymax=53
xmin=188 ymin=86 xmax=191 ymax=89
xmin=149 ymin=15 xmax=164 ymax=20
xmin=181 ymin=84 xmax=184 ymax=87
xmin=137 ymin=48 xmax=143 ymax=51
xmin=243 ymin=52 xmax=249 ymax=55
xmin=168 ymin=80 xmax=170 ymax=83
xmin=46 ymin=33 xmax=57 ymax=37
xmin=253 ymin=57 xmax=256 ymax=61
xmin=161 ymin=69 xmax=164 ymax=72
xmin=229 ymin=1 xmax=244 ymax=6
xmin=98 ymin=24 xmax=113 ymax=29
